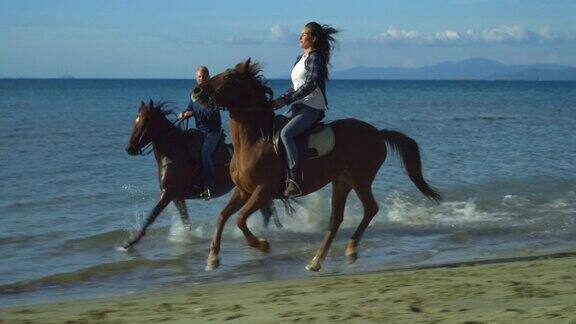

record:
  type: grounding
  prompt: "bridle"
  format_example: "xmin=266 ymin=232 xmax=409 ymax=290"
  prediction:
xmin=134 ymin=117 xmax=187 ymax=156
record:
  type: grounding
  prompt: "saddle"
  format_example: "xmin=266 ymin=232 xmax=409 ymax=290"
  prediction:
xmin=272 ymin=115 xmax=335 ymax=164
xmin=184 ymin=129 xmax=232 ymax=166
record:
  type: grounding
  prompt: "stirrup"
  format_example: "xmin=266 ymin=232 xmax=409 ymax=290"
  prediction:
xmin=284 ymin=179 xmax=303 ymax=198
xmin=200 ymin=187 xmax=212 ymax=200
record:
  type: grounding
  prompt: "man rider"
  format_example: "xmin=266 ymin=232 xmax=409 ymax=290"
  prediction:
xmin=178 ymin=66 xmax=222 ymax=200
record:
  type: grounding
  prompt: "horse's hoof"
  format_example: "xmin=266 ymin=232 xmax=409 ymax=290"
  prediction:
xmin=257 ymin=239 xmax=271 ymax=253
xmin=305 ymin=261 xmax=321 ymax=272
xmin=346 ymin=251 xmax=358 ymax=264
xmin=205 ymin=254 xmax=220 ymax=271
xmin=345 ymin=245 xmax=358 ymax=264
xmin=116 ymin=245 xmax=130 ymax=252
xmin=345 ymin=241 xmax=358 ymax=264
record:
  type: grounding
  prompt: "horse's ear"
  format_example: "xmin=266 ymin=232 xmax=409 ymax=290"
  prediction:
xmin=244 ymin=58 xmax=251 ymax=72
xmin=149 ymin=99 xmax=154 ymax=108
xmin=140 ymin=101 xmax=145 ymax=108
xmin=238 ymin=58 xmax=251 ymax=73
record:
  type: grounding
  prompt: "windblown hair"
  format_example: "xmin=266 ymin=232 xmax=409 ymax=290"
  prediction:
xmin=305 ymin=21 xmax=339 ymax=77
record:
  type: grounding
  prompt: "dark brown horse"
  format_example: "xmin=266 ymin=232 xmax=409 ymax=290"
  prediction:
xmin=193 ymin=59 xmax=442 ymax=271
xmin=122 ymin=100 xmax=280 ymax=250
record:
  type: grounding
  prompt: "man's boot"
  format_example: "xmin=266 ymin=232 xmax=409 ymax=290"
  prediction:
xmin=200 ymin=187 xmax=212 ymax=200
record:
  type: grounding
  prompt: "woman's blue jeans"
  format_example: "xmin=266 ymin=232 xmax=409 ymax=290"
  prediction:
xmin=280 ymin=104 xmax=323 ymax=170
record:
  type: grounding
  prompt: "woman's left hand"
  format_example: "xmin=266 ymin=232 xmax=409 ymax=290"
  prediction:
xmin=270 ymin=98 xmax=286 ymax=109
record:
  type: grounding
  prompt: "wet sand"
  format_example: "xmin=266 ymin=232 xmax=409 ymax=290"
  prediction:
xmin=2 ymin=252 xmax=576 ymax=323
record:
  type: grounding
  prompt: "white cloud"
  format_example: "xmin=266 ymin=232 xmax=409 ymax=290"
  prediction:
xmin=225 ymin=24 xmax=296 ymax=46
xmin=221 ymin=24 xmax=573 ymax=48
xmin=435 ymin=30 xmax=461 ymax=43
xmin=368 ymin=25 xmax=573 ymax=47
xmin=377 ymin=26 xmax=422 ymax=44
xmin=269 ymin=24 xmax=295 ymax=43
xmin=480 ymin=25 xmax=534 ymax=43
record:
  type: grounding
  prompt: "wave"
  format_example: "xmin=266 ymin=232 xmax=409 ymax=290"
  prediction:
xmin=0 ymin=258 xmax=186 ymax=295
xmin=8 ymin=176 xmax=575 ymax=256
xmin=400 ymin=116 xmax=515 ymax=123
xmin=1 ymin=191 xmax=117 ymax=212
xmin=450 ymin=116 xmax=513 ymax=122
xmin=266 ymin=177 xmax=576 ymax=237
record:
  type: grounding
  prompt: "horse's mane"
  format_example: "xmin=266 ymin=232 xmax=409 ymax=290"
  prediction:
xmin=240 ymin=60 xmax=274 ymax=102
xmin=147 ymin=100 xmax=191 ymax=136
xmin=149 ymin=101 xmax=175 ymax=117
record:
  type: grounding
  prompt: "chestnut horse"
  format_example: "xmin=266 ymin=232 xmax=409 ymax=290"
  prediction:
xmin=194 ymin=59 xmax=442 ymax=271
xmin=122 ymin=100 xmax=280 ymax=250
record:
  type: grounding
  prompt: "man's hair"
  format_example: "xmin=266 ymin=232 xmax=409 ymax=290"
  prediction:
xmin=196 ymin=66 xmax=209 ymax=76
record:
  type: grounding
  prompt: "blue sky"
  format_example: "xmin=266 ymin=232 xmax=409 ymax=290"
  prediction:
xmin=1 ymin=0 xmax=575 ymax=78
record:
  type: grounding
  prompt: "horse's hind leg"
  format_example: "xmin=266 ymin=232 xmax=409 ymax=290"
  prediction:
xmin=306 ymin=178 xmax=351 ymax=272
xmin=259 ymin=203 xmax=283 ymax=229
xmin=259 ymin=204 xmax=273 ymax=228
xmin=346 ymin=184 xmax=379 ymax=264
xmin=173 ymin=199 xmax=191 ymax=230
xmin=236 ymin=186 xmax=274 ymax=253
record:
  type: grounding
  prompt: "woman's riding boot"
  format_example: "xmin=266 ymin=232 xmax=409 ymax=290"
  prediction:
xmin=284 ymin=167 xmax=303 ymax=197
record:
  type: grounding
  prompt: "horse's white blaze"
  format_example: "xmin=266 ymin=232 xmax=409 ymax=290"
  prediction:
xmin=135 ymin=116 xmax=141 ymax=124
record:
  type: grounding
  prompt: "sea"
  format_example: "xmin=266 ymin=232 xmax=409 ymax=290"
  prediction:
xmin=1 ymin=79 xmax=575 ymax=308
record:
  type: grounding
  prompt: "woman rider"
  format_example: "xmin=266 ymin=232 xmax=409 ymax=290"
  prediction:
xmin=270 ymin=22 xmax=339 ymax=197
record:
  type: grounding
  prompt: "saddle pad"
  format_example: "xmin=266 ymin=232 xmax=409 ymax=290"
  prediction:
xmin=307 ymin=127 xmax=335 ymax=158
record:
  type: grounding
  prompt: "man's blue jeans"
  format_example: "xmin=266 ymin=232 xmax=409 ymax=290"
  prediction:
xmin=201 ymin=130 xmax=222 ymax=190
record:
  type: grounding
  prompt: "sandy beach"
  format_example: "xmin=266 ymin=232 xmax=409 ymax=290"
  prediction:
xmin=2 ymin=252 xmax=576 ymax=323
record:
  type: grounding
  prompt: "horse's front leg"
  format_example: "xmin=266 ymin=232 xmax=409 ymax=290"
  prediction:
xmin=122 ymin=190 xmax=173 ymax=250
xmin=206 ymin=187 xmax=247 ymax=271
xmin=236 ymin=185 xmax=273 ymax=253
xmin=173 ymin=199 xmax=191 ymax=231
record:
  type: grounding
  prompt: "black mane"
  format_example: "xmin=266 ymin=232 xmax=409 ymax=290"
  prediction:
xmin=149 ymin=101 xmax=175 ymax=117
xmin=146 ymin=100 xmax=191 ymax=136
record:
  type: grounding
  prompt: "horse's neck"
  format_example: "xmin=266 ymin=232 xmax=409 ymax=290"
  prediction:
xmin=229 ymin=111 xmax=268 ymax=150
xmin=152 ymin=117 xmax=188 ymax=161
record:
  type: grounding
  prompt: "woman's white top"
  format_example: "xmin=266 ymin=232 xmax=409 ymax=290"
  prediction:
xmin=290 ymin=53 xmax=327 ymax=110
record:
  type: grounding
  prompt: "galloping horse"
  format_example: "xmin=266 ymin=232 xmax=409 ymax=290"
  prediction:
xmin=123 ymin=100 xmax=280 ymax=250
xmin=193 ymin=59 xmax=442 ymax=271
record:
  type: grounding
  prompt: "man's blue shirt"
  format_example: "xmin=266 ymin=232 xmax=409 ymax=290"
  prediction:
xmin=185 ymin=100 xmax=222 ymax=133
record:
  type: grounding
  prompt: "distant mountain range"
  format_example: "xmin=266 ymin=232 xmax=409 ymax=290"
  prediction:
xmin=329 ymin=58 xmax=576 ymax=80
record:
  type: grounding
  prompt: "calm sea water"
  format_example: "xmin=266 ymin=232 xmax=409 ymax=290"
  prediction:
xmin=1 ymin=79 xmax=575 ymax=307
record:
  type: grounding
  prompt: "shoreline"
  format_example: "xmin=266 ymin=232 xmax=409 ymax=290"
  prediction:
xmin=2 ymin=251 xmax=576 ymax=323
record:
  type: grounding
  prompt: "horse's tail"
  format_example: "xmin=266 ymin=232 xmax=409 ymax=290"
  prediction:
xmin=380 ymin=130 xmax=443 ymax=203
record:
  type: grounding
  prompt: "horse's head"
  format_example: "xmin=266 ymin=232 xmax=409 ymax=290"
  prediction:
xmin=126 ymin=100 xmax=168 ymax=155
xmin=191 ymin=58 xmax=273 ymax=113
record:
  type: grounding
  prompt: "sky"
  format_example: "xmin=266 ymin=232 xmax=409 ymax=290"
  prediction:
xmin=1 ymin=0 xmax=575 ymax=78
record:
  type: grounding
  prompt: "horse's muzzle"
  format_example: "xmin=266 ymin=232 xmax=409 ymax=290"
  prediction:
xmin=191 ymin=86 xmax=203 ymax=102
xmin=192 ymin=87 xmax=218 ymax=110
xmin=125 ymin=145 xmax=139 ymax=156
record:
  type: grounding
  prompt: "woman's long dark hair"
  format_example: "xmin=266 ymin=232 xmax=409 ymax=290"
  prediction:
xmin=305 ymin=21 xmax=339 ymax=79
